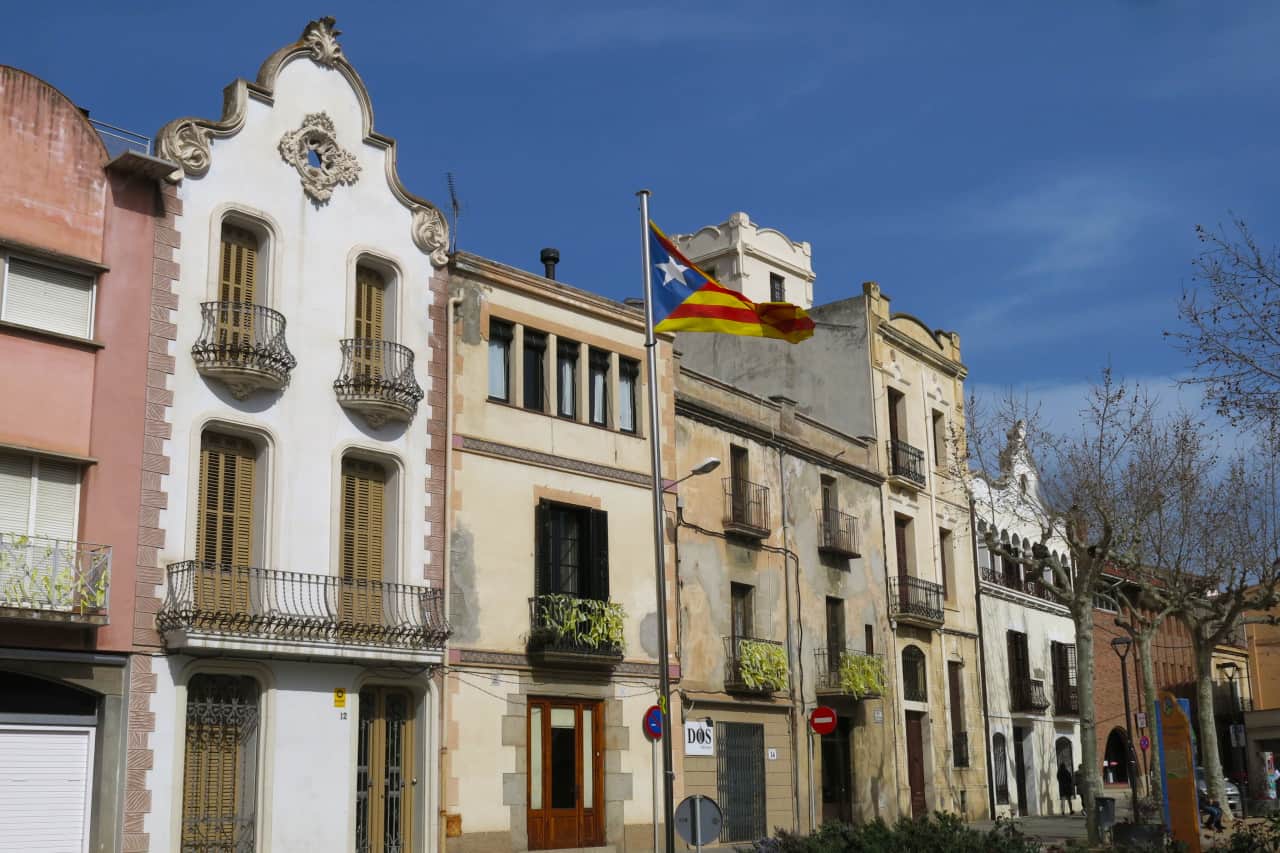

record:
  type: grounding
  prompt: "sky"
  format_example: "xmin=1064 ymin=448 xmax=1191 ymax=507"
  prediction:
xmin=6 ymin=2 xmax=1279 ymax=419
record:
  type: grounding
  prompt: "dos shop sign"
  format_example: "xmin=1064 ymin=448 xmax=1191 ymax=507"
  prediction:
xmin=684 ymin=720 xmax=715 ymax=756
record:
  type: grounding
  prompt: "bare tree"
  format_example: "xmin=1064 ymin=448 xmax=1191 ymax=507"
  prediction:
xmin=1170 ymin=218 xmax=1280 ymax=430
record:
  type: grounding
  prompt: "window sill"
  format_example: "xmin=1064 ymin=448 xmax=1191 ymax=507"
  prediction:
xmin=0 ymin=319 xmax=104 ymax=350
xmin=485 ymin=396 xmax=645 ymax=440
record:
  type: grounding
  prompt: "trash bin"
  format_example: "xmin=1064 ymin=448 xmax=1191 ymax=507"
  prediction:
xmin=1095 ymin=796 xmax=1116 ymax=832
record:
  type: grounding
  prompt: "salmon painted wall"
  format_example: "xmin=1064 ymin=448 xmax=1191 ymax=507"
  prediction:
xmin=0 ymin=334 xmax=97 ymax=455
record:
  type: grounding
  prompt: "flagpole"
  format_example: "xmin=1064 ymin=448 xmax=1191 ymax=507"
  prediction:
xmin=638 ymin=188 xmax=676 ymax=853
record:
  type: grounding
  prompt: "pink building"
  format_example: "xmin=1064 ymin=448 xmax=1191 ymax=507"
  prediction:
xmin=0 ymin=65 xmax=175 ymax=850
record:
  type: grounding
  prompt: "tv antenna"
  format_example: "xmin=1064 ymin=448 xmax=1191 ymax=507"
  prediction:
xmin=446 ymin=172 xmax=462 ymax=255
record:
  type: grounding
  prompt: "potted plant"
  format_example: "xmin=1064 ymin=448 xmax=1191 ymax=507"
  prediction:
xmin=739 ymin=639 xmax=789 ymax=691
xmin=838 ymin=653 xmax=885 ymax=697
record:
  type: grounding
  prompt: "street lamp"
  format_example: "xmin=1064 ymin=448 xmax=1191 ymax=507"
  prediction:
xmin=665 ymin=457 xmax=721 ymax=491
xmin=1111 ymin=636 xmax=1141 ymax=820
xmin=1218 ymin=661 xmax=1247 ymax=817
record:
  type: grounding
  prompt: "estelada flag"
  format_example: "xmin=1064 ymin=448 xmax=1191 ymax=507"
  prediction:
xmin=649 ymin=222 xmax=814 ymax=343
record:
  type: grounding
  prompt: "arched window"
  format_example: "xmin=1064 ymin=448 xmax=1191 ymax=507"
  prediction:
xmin=976 ymin=521 xmax=993 ymax=580
xmin=992 ymin=733 xmax=1010 ymax=804
xmin=1055 ymin=737 xmax=1074 ymax=776
xmin=1103 ymin=728 xmax=1130 ymax=784
xmin=902 ymin=646 xmax=927 ymax=701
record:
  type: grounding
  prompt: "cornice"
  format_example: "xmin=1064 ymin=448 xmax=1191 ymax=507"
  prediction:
xmin=456 ymin=434 xmax=651 ymax=487
xmin=979 ymin=580 xmax=1071 ymax=616
xmin=154 ymin=17 xmax=449 ymax=266
xmin=879 ymin=321 xmax=968 ymax=379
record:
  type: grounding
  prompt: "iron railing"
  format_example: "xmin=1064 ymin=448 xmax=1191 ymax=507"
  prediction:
xmin=723 ymin=477 xmax=770 ymax=536
xmin=818 ymin=509 xmax=860 ymax=557
xmin=888 ymin=575 xmax=944 ymax=624
xmin=192 ymin=302 xmax=297 ymax=386
xmin=88 ymin=118 xmax=152 ymax=157
xmin=980 ymin=564 xmax=1058 ymax=602
xmin=1054 ymin=682 xmax=1080 ymax=715
xmin=887 ymin=439 xmax=926 ymax=485
xmin=334 ymin=338 xmax=425 ymax=413
xmin=724 ymin=635 xmax=788 ymax=692
xmin=0 ymin=532 xmax=111 ymax=622
xmin=953 ymin=731 xmax=970 ymax=768
xmin=528 ymin=595 xmax=625 ymax=659
xmin=1214 ymin=690 xmax=1253 ymax=716
xmin=157 ymin=561 xmax=448 ymax=651
xmin=1010 ymin=676 xmax=1051 ymax=712
xmin=814 ymin=647 xmax=884 ymax=697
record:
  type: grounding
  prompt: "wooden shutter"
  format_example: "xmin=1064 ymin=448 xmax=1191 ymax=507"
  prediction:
xmin=195 ymin=434 xmax=254 ymax=617
xmin=182 ymin=675 xmax=258 ymax=850
xmin=894 ymin=517 xmax=910 ymax=578
xmin=588 ymin=509 xmax=609 ymax=601
xmin=948 ymin=662 xmax=964 ymax=732
xmin=342 ymin=459 xmax=386 ymax=627
xmin=534 ymin=501 xmax=551 ymax=599
xmin=217 ymin=226 xmax=258 ymax=348
xmin=355 ymin=266 xmax=386 ymax=341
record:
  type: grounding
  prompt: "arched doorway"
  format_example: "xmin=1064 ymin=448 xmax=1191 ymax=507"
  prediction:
xmin=1055 ymin=737 xmax=1076 ymax=813
xmin=1104 ymin=728 xmax=1130 ymax=784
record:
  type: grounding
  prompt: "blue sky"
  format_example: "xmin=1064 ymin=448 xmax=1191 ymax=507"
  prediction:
xmin=8 ymin=2 xmax=1279 ymax=406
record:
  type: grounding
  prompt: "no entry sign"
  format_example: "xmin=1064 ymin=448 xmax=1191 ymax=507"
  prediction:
xmin=809 ymin=706 xmax=837 ymax=736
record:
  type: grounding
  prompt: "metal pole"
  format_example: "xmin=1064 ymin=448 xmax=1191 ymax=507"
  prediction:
xmin=1119 ymin=653 xmax=1140 ymax=819
xmin=638 ymin=189 xmax=676 ymax=853
xmin=694 ymin=794 xmax=703 ymax=853
xmin=653 ymin=738 xmax=661 ymax=853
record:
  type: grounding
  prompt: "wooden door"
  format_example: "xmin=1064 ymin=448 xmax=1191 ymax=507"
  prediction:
xmin=730 ymin=445 xmax=748 ymax=522
xmin=905 ymin=712 xmax=927 ymax=818
xmin=217 ymin=225 xmax=258 ymax=347
xmin=527 ymin=699 xmax=603 ymax=850
xmin=195 ymin=434 xmax=254 ymax=620
xmin=356 ymin=687 xmax=414 ymax=853
xmin=1012 ymin=726 xmax=1029 ymax=816
xmin=820 ymin=718 xmax=853 ymax=824
xmin=887 ymin=389 xmax=903 ymax=445
xmin=825 ymin=597 xmax=844 ymax=664
xmin=341 ymin=459 xmax=385 ymax=630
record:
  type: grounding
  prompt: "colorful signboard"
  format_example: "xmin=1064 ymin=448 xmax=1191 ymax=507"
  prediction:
xmin=1155 ymin=691 xmax=1201 ymax=853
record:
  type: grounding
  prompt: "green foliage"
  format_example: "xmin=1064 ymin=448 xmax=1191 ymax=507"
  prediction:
xmin=1205 ymin=813 xmax=1280 ymax=852
xmin=739 ymin=638 xmax=789 ymax=691
xmin=838 ymin=653 xmax=885 ymax=697
xmin=748 ymin=813 xmax=1041 ymax=853
xmin=0 ymin=535 xmax=110 ymax=615
xmin=534 ymin=594 xmax=625 ymax=652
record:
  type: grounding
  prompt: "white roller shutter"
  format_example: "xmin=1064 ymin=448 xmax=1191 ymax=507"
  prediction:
xmin=0 ymin=452 xmax=32 ymax=534
xmin=32 ymin=459 xmax=79 ymax=541
xmin=3 ymin=258 xmax=94 ymax=338
xmin=0 ymin=726 xmax=93 ymax=852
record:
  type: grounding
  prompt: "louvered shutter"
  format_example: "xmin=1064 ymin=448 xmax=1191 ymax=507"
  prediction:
xmin=354 ymin=267 xmax=386 ymax=383
xmin=534 ymin=501 xmax=551 ymax=599
xmin=32 ymin=458 xmax=79 ymax=541
xmin=588 ymin=509 xmax=609 ymax=601
xmin=3 ymin=258 xmax=94 ymax=338
xmin=217 ymin=226 xmax=258 ymax=348
xmin=342 ymin=459 xmax=385 ymax=627
xmin=0 ymin=452 xmax=33 ymax=534
xmin=196 ymin=435 xmax=254 ymax=617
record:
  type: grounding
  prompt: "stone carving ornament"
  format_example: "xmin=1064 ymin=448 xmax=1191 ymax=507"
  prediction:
xmin=411 ymin=206 xmax=450 ymax=267
xmin=302 ymin=16 xmax=343 ymax=67
xmin=278 ymin=112 xmax=361 ymax=203
xmin=157 ymin=120 xmax=213 ymax=177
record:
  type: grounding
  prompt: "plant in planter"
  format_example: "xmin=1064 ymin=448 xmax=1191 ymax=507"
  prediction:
xmin=739 ymin=639 xmax=789 ymax=691
xmin=838 ymin=653 xmax=885 ymax=697
xmin=533 ymin=594 xmax=625 ymax=653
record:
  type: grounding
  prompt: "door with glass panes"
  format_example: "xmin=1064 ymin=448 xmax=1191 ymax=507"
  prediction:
xmin=527 ymin=698 xmax=603 ymax=850
xmin=356 ymin=687 xmax=414 ymax=853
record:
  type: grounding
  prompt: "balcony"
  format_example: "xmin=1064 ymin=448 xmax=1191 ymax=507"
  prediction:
xmin=191 ymin=302 xmax=297 ymax=398
xmin=156 ymin=561 xmax=448 ymax=664
xmin=888 ymin=575 xmax=944 ymax=628
xmin=722 ymin=478 xmax=770 ymax=539
xmin=527 ymin=595 xmax=625 ymax=667
xmin=1010 ymin=676 xmax=1051 ymax=713
xmin=0 ymin=533 xmax=110 ymax=626
xmin=1214 ymin=691 xmax=1253 ymax=716
xmin=980 ymin=565 xmax=1059 ymax=604
xmin=724 ymin=636 xmax=788 ymax=694
xmin=887 ymin=439 xmax=926 ymax=488
xmin=953 ymin=731 xmax=970 ymax=768
xmin=817 ymin=509 xmax=861 ymax=558
xmin=334 ymin=339 xmax=424 ymax=428
xmin=88 ymin=118 xmax=152 ymax=157
xmin=815 ymin=647 xmax=884 ymax=698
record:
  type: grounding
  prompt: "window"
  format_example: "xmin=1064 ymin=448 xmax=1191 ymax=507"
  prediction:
xmin=488 ymin=319 xmax=513 ymax=401
xmin=993 ymin=734 xmax=1010 ymax=804
xmin=717 ymin=721 xmax=766 ymax=842
xmin=528 ymin=699 xmax=604 ymax=849
xmin=1 ymin=255 xmax=95 ymax=338
xmin=864 ymin=624 xmax=875 ymax=655
xmin=894 ymin=514 xmax=913 ymax=577
xmin=535 ymin=501 xmax=609 ymax=600
xmin=219 ymin=224 xmax=259 ymax=306
xmin=181 ymin=674 xmax=260 ymax=851
xmin=825 ymin=597 xmax=845 ymax=662
xmin=356 ymin=687 xmax=415 ymax=853
xmin=341 ymin=458 xmax=388 ymax=627
xmin=769 ymin=273 xmax=785 ymax=303
xmin=902 ymin=646 xmax=927 ymax=701
xmin=354 ymin=265 xmax=387 ymax=342
xmin=1051 ymin=642 xmax=1078 ymax=714
xmin=523 ymin=330 xmax=548 ymax=412
xmin=886 ymin=388 xmax=906 ymax=445
xmin=701 ymin=262 xmax=717 ymax=283
xmin=588 ymin=348 xmax=610 ymax=426
xmin=939 ymin=528 xmax=953 ymax=601
xmin=196 ymin=433 xmax=257 ymax=617
xmin=948 ymin=662 xmax=967 ymax=767
xmin=556 ymin=339 xmax=579 ymax=418
xmin=731 ymin=582 xmax=754 ymax=640
xmin=618 ymin=358 xmax=639 ymax=433
xmin=0 ymin=451 xmax=79 ymax=541
xmin=932 ymin=410 xmax=946 ymax=467
xmin=1007 ymin=630 xmax=1032 ymax=708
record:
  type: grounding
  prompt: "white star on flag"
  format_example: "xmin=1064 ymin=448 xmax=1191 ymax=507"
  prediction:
xmin=655 ymin=257 xmax=688 ymax=287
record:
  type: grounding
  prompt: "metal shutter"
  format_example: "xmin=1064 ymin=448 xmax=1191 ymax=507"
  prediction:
xmin=0 ymin=452 xmax=32 ymax=534
xmin=33 ymin=459 xmax=78 ymax=541
xmin=3 ymin=259 xmax=93 ymax=338
xmin=0 ymin=726 xmax=93 ymax=852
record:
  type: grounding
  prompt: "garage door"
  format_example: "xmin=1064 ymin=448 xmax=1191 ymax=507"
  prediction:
xmin=0 ymin=726 xmax=93 ymax=853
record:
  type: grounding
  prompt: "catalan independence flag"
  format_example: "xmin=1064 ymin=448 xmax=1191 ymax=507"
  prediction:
xmin=649 ymin=222 xmax=815 ymax=343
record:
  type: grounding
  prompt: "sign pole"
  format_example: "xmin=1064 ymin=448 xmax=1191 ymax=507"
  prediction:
xmin=637 ymin=188 xmax=676 ymax=853
xmin=653 ymin=738 xmax=661 ymax=853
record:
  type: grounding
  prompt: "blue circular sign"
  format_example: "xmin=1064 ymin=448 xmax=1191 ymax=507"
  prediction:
xmin=643 ymin=705 xmax=663 ymax=740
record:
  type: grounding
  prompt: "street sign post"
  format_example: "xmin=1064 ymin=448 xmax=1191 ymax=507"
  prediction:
xmin=1139 ymin=735 xmax=1150 ymax=752
xmin=674 ymin=795 xmax=722 ymax=853
xmin=809 ymin=706 xmax=837 ymax=736
xmin=643 ymin=705 xmax=664 ymax=741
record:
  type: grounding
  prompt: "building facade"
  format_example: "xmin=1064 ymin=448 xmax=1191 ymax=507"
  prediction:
xmin=0 ymin=66 xmax=172 ymax=851
xmin=142 ymin=19 xmax=449 ymax=853
xmin=443 ymin=253 xmax=676 ymax=853
xmin=972 ymin=427 xmax=1082 ymax=818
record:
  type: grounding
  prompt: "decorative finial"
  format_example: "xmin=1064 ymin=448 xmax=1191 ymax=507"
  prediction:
xmin=301 ymin=16 xmax=343 ymax=68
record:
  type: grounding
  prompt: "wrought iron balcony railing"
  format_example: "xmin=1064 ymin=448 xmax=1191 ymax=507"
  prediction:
xmin=887 ymin=439 xmax=926 ymax=486
xmin=192 ymin=302 xmax=297 ymax=398
xmin=1010 ymin=676 xmax=1051 ymax=712
xmin=1054 ymin=682 xmax=1080 ymax=715
xmin=722 ymin=477 xmax=770 ymax=538
xmin=980 ymin=565 xmax=1059 ymax=603
xmin=334 ymin=338 xmax=425 ymax=427
xmin=528 ymin=595 xmax=625 ymax=663
xmin=815 ymin=647 xmax=884 ymax=697
xmin=889 ymin=575 xmax=945 ymax=626
xmin=724 ymin=635 xmax=788 ymax=693
xmin=157 ymin=561 xmax=448 ymax=653
xmin=0 ymin=532 xmax=110 ymax=625
xmin=953 ymin=731 xmax=970 ymax=768
xmin=818 ymin=509 xmax=860 ymax=558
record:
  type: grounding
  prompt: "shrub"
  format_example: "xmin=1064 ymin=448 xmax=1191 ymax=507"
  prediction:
xmin=739 ymin=639 xmax=789 ymax=691
xmin=746 ymin=813 xmax=1041 ymax=853
xmin=1205 ymin=812 xmax=1280 ymax=852
xmin=838 ymin=653 xmax=885 ymax=698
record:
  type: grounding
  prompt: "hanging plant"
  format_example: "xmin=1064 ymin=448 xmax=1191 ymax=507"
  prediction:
xmin=838 ymin=652 xmax=886 ymax=697
xmin=533 ymin=594 xmax=625 ymax=653
xmin=739 ymin=639 xmax=789 ymax=691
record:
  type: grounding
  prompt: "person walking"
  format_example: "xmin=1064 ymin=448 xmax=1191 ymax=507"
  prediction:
xmin=1058 ymin=763 xmax=1077 ymax=815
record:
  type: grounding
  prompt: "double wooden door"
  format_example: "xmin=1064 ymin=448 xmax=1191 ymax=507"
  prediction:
xmin=527 ymin=698 xmax=603 ymax=850
xmin=356 ymin=687 xmax=414 ymax=853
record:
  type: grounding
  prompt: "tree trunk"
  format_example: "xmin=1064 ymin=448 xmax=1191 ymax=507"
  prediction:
xmin=1193 ymin=639 xmax=1231 ymax=825
xmin=1075 ymin=603 xmax=1101 ymax=844
xmin=1137 ymin=632 xmax=1163 ymax=808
